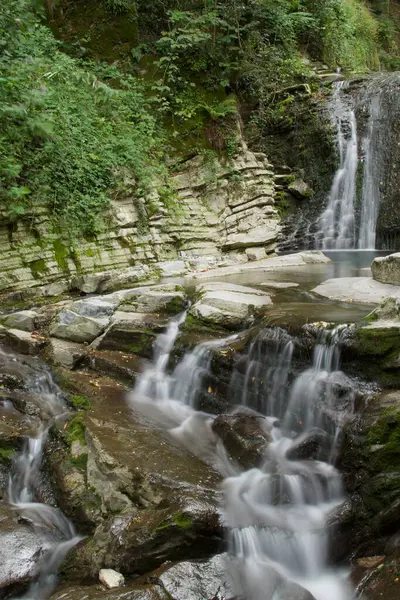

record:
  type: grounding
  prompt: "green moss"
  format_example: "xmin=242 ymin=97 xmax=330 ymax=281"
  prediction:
xmin=367 ymin=407 xmax=400 ymax=471
xmin=66 ymin=414 xmax=86 ymax=446
xmin=355 ymin=325 xmax=400 ymax=356
xmin=165 ymin=296 xmax=185 ymax=314
xmin=70 ymin=453 xmax=88 ymax=471
xmin=70 ymin=395 xmax=92 ymax=410
xmin=30 ymin=258 xmax=47 ymax=279
xmin=0 ymin=447 xmax=16 ymax=463
xmin=53 ymin=239 xmax=69 ymax=271
xmin=156 ymin=511 xmax=193 ymax=532
xmin=128 ymin=332 xmax=154 ymax=354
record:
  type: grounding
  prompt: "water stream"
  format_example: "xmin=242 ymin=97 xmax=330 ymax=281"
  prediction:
xmin=130 ymin=316 xmax=355 ymax=600
xmin=7 ymin=364 xmax=81 ymax=600
xmin=316 ymin=82 xmax=358 ymax=250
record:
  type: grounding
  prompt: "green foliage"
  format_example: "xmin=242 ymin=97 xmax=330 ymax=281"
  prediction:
xmin=104 ymin=0 xmax=136 ymax=15
xmin=0 ymin=0 xmax=165 ymax=237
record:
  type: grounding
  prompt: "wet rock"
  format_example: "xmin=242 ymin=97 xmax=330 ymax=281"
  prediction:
xmin=212 ymin=413 xmax=272 ymax=468
xmin=50 ymin=311 xmax=109 ymax=344
xmin=50 ymin=582 xmax=168 ymax=599
xmin=230 ymin=563 xmax=316 ymax=600
xmin=2 ymin=310 xmax=38 ymax=332
xmin=53 ymin=374 xmax=221 ymax=580
xmin=84 ymin=350 xmax=144 ymax=384
xmin=355 ymin=549 xmax=400 ymax=600
xmin=313 ymin=277 xmax=400 ymax=303
xmin=47 ymin=338 xmax=87 ymax=369
xmin=288 ymin=178 xmax=312 ymax=200
xmin=159 ymin=554 xmax=232 ymax=600
xmin=372 ymin=252 xmax=400 ymax=285
xmin=99 ymin=569 xmax=125 ymax=589
xmin=286 ymin=429 xmax=329 ymax=461
xmin=0 ymin=502 xmax=52 ymax=593
xmin=356 ymin=556 xmax=385 ymax=568
xmin=95 ymin=312 xmax=169 ymax=357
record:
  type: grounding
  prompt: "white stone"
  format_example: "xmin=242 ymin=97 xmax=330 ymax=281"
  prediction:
xmin=245 ymin=247 xmax=267 ymax=261
xmin=99 ymin=568 xmax=125 ymax=589
xmin=312 ymin=277 xmax=400 ymax=303
xmin=157 ymin=260 xmax=187 ymax=277
xmin=199 ymin=290 xmax=272 ymax=315
xmin=372 ymin=252 xmax=400 ymax=285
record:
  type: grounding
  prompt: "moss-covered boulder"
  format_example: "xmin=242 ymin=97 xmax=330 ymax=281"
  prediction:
xmin=353 ymin=298 xmax=400 ymax=386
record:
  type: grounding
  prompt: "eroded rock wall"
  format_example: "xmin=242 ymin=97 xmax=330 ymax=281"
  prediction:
xmin=0 ymin=148 xmax=278 ymax=295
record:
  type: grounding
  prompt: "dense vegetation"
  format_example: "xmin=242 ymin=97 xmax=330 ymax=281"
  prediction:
xmin=1 ymin=0 xmax=399 ymax=237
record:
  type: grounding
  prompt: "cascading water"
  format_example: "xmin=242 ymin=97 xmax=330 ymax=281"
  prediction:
xmin=6 ymin=363 xmax=81 ymax=600
xmin=129 ymin=314 xmax=355 ymax=600
xmin=358 ymin=95 xmax=382 ymax=249
xmin=316 ymin=82 xmax=358 ymax=250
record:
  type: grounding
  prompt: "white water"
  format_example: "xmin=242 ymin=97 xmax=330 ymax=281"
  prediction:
xmin=7 ymin=364 xmax=81 ymax=600
xmin=358 ymin=95 xmax=382 ymax=249
xmin=129 ymin=316 xmax=354 ymax=600
xmin=317 ymin=82 xmax=358 ymax=250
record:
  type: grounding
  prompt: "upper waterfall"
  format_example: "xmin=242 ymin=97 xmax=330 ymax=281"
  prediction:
xmin=316 ymin=79 xmax=383 ymax=250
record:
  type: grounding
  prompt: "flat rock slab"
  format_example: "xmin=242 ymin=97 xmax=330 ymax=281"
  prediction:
xmin=372 ymin=252 xmax=400 ymax=285
xmin=258 ymin=281 xmax=299 ymax=290
xmin=313 ymin=277 xmax=400 ymax=304
xmin=191 ymin=251 xmax=330 ymax=280
xmin=192 ymin=283 xmax=272 ymax=329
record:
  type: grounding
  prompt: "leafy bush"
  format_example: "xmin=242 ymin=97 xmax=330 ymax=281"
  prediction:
xmin=0 ymin=0 xmax=164 ymax=237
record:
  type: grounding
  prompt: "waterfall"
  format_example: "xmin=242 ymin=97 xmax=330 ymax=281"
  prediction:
xmin=129 ymin=316 xmax=355 ymax=600
xmin=317 ymin=82 xmax=358 ymax=250
xmin=315 ymin=79 xmax=385 ymax=251
xmin=358 ymin=95 xmax=382 ymax=249
xmin=7 ymin=364 xmax=81 ymax=600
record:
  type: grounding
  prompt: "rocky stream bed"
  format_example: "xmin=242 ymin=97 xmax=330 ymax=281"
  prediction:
xmin=0 ymin=251 xmax=400 ymax=600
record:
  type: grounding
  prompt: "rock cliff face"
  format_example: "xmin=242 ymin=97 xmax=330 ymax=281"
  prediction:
xmin=0 ymin=148 xmax=278 ymax=296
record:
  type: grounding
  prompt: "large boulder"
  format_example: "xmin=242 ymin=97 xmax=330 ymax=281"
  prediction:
xmin=49 ymin=373 xmax=222 ymax=581
xmin=352 ymin=299 xmax=400 ymax=386
xmin=372 ymin=253 xmax=400 ymax=286
xmin=191 ymin=282 xmax=272 ymax=330
xmin=50 ymin=311 xmax=110 ymax=344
